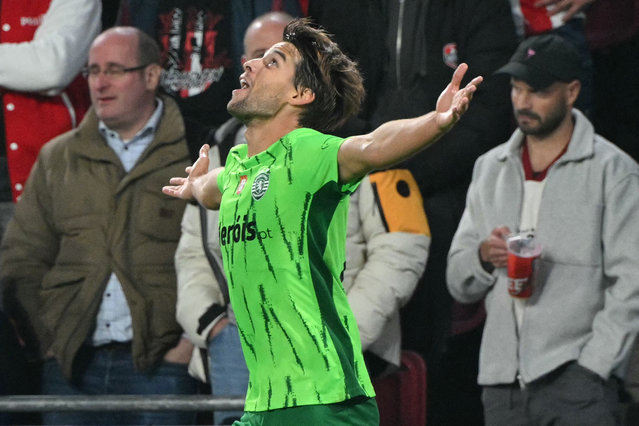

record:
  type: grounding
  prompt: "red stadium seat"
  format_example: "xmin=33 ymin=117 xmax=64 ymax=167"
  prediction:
xmin=372 ymin=350 xmax=427 ymax=426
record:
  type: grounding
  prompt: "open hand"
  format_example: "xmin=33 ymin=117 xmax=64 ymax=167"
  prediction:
xmin=162 ymin=144 xmax=211 ymax=200
xmin=435 ymin=63 xmax=483 ymax=132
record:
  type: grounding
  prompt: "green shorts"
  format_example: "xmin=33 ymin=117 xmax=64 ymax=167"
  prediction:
xmin=232 ymin=396 xmax=379 ymax=426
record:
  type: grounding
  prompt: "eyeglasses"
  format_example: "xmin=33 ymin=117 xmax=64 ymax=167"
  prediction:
xmin=82 ymin=63 xmax=150 ymax=79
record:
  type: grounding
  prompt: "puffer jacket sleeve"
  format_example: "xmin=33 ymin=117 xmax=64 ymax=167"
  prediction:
xmin=346 ymin=171 xmax=430 ymax=349
xmin=175 ymin=203 xmax=226 ymax=349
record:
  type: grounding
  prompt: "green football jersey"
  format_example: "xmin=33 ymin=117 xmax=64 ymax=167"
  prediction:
xmin=217 ymin=128 xmax=375 ymax=412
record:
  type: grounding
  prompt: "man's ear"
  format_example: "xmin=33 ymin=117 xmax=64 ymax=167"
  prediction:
xmin=566 ymin=79 xmax=581 ymax=107
xmin=145 ymin=64 xmax=162 ymax=90
xmin=290 ymin=87 xmax=315 ymax=106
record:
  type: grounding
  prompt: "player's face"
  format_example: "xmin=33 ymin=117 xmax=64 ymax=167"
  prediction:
xmin=228 ymin=42 xmax=301 ymax=123
xmin=511 ymin=79 xmax=572 ymax=138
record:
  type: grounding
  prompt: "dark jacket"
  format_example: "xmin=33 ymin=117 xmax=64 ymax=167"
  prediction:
xmin=373 ymin=0 xmax=517 ymax=190
xmin=0 ymin=96 xmax=190 ymax=379
xmin=309 ymin=0 xmax=517 ymax=369
xmin=376 ymin=0 xmax=518 ymax=367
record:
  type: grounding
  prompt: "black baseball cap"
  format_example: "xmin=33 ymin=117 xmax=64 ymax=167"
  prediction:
xmin=496 ymin=34 xmax=581 ymax=90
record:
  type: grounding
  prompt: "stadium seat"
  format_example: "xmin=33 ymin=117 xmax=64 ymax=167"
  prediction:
xmin=372 ymin=350 xmax=427 ymax=426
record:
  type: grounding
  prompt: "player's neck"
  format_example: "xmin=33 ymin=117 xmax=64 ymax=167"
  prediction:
xmin=244 ymin=113 xmax=301 ymax=157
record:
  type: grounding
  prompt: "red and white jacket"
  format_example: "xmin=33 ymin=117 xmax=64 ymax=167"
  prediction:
xmin=510 ymin=0 xmax=583 ymax=37
xmin=0 ymin=0 xmax=101 ymax=201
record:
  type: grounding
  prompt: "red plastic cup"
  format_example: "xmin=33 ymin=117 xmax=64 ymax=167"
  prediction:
xmin=506 ymin=233 xmax=541 ymax=298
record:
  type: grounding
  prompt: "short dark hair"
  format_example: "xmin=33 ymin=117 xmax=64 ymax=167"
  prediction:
xmin=283 ymin=18 xmax=365 ymax=133
xmin=135 ymin=28 xmax=161 ymax=66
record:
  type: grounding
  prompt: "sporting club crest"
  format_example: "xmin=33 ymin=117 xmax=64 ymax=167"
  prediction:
xmin=442 ymin=42 xmax=459 ymax=69
xmin=251 ymin=169 xmax=270 ymax=200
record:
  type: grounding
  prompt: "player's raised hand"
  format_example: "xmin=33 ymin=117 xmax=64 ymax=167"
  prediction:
xmin=435 ymin=63 xmax=483 ymax=132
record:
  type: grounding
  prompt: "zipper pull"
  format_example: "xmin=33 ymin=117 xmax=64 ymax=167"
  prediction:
xmin=517 ymin=373 xmax=527 ymax=389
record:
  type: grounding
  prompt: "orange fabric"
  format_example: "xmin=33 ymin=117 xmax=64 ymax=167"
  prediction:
xmin=369 ymin=169 xmax=430 ymax=236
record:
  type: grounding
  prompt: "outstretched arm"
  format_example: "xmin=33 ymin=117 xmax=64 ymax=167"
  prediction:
xmin=337 ymin=63 xmax=483 ymax=184
xmin=162 ymin=145 xmax=224 ymax=209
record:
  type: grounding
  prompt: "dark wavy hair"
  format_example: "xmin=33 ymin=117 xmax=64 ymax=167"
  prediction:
xmin=283 ymin=18 xmax=365 ymax=133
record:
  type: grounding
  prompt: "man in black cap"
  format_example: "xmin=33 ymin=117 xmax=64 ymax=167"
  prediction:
xmin=447 ymin=33 xmax=639 ymax=425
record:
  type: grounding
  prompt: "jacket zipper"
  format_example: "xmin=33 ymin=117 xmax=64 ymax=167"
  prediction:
xmin=395 ymin=0 xmax=405 ymax=89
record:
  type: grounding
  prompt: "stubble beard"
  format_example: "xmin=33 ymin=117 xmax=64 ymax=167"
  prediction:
xmin=227 ymin=97 xmax=253 ymax=124
xmin=516 ymin=101 xmax=568 ymax=138
xmin=228 ymin=93 xmax=279 ymax=124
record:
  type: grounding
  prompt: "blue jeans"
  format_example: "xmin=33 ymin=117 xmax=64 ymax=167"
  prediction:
xmin=41 ymin=345 xmax=198 ymax=425
xmin=209 ymin=322 xmax=249 ymax=425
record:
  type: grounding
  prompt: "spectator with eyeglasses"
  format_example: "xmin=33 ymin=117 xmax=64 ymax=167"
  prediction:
xmin=83 ymin=63 xmax=152 ymax=78
xmin=0 ymin=26 xmax=198 ymax=426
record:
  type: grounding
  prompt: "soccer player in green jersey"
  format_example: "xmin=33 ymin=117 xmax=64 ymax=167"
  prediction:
xmin=164 ymin=18 xmax=482 ymax=426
